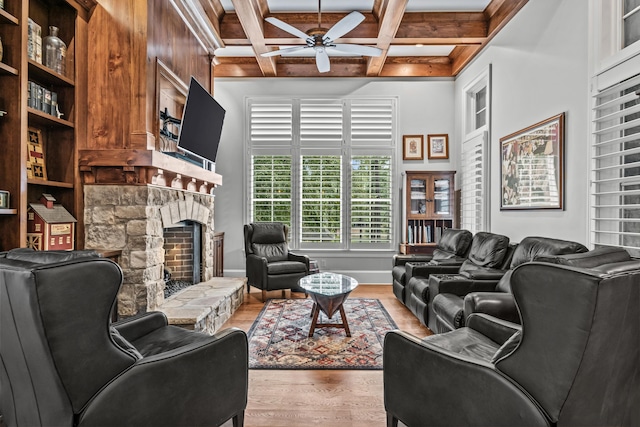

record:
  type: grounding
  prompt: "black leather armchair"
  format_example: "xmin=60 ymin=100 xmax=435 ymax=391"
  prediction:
xmin=431 ymin=236 xmax=588 ymax=333
xmin=0 ymin=249 xmax=248 ymax=427
xmin=384 ymin=259 xmax=640 ymax=427
xmin=391 ymin=228 xmax=472 ymax=304
xmin=404 ymin=231 xmax=511 ymax=329
xmin=244 ymin=222 xmax=310 ymax=301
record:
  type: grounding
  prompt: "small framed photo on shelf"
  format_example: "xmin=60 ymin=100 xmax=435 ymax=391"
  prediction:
xmin=427 ymin=134 xmax=449 ymax=159
xmin=26 ymin=127 xmax=47 ymax=180
xmin=403 ymin=135 xmax=424 ymax=160
xmin=0 ymin=190 xmax=9 ymax=209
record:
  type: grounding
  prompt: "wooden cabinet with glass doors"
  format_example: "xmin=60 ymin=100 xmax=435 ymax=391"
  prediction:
xmin=400 ymin=171 xmax=457 ymax=254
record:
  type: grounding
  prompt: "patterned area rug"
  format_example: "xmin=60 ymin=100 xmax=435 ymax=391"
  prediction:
xmin=247 ymin=298 xmax=398 ymax=370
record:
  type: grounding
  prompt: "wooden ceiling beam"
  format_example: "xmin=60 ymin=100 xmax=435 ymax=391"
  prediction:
xmin=448 ymin=0 xmax=528 ymax=75
xmin=198 ymin=0 xmax=225 ymax=35
xmin=367 ymin=0 xmax=408 ymax=76
xmin=229 ymin=0 xmax=277 ymax=76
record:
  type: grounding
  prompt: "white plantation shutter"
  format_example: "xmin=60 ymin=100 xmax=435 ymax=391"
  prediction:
xmin=250 ymin=154 xmax=292 ymax=226
xmin=461 ymin=132 xmax=488 ymax=233
xmin=591 ymin=72 xmax=640 ymax=256
xmin=300 ymin=100 xmax=343 ymax=146
xmin=247 ymin=97 xmax=396 ymax=250
xmin=350 ymin=153 xmax=392 ymax=247
xmin=350 ymin=100 xmax=394 ymax=145
xmin=249 ymin=100 xmax=293 ymax=145
xmin=300 ymin=153 xmax=342 ymax=245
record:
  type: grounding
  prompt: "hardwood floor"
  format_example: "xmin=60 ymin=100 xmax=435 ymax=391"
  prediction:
xmin=221 ymin=285 xmax=431 ymax=427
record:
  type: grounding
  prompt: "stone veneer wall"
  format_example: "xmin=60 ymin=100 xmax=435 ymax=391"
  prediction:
xmin=84 ymin=185 xmax=216 ymax=317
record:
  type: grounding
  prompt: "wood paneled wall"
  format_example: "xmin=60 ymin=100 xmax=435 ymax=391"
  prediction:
xmin=85 ymin=0 xmax=212 ymax=152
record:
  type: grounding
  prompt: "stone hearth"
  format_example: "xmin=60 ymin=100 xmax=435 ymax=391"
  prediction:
xmin=84 ymin=184 xmax=219 ymax=317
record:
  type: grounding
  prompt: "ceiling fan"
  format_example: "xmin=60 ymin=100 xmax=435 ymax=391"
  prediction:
xmin=261 ymin=0 xmax=382 ymax=73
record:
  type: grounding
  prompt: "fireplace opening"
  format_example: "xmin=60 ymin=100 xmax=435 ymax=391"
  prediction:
xmin=163 ymin=221 xmax=202 ymax=298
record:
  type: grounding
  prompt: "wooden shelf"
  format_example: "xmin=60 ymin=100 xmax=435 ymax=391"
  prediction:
xmin=79 ymin=149 xmax=223 ymax=186
xmin=0 ymin=208 xmax=18 ymax=215
xmin=28 ymin=60 xmax=75 ymax=87
xmin=0 ymin=61 xmax=19 ymax=76
xmin=0 ymin=8 xmax=19 ymax=25
xmin=27 ymin=178 xmax=74 ymax=188
xmin=28 ymin=108 xmax=74 ymax=128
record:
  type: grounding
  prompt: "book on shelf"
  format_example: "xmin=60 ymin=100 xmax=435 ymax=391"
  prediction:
xmin=28 ymin=18 xmax=43 ymax=64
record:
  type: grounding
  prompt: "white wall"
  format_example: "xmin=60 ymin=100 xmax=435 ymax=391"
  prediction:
xmin=213 ymin=0 xmax=592 ymax=281
xmin=212 ymin=78 xmax=456 ymax=282
xmin=454 ymin=0 xmax=590 ymax=244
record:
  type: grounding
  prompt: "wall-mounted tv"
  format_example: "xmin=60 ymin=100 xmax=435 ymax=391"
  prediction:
xmin=177 ymin=77 xmax=226 ymax=164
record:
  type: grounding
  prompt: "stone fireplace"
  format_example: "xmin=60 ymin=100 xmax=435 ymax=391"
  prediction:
xmin=83 ymin=184 xmax=217 ymax=317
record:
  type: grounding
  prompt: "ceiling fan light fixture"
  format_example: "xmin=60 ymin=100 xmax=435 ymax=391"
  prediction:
xmin=263 ymin=0 xmax=378 ymax=74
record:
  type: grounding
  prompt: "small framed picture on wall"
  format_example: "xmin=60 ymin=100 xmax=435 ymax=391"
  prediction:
xmin=403 ymin=135 xmax=424 ymax=160
xmin=427 ymin=134 xmax=449 ymax=159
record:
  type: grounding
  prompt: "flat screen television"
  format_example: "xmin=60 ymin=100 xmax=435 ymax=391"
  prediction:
xmin=176 ymin=77 xmax=226 ymax=164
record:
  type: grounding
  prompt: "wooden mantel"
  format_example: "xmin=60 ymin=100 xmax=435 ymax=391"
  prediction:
xmin=79 ymin=149 xmax=222 ymax=187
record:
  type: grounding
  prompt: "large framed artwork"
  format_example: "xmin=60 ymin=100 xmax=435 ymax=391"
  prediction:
xmin=500 ymin=113 xmax=565 ymax=210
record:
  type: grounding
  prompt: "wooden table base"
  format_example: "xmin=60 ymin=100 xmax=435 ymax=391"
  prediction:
xmin=308 ymin=303 xmax=351 ymax=337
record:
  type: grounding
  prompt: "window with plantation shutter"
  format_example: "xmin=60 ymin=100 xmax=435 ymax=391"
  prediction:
xmin=251 ymin=154 xmax=292 ymax=227
xmin=247 ymin=97 xmax=396 ymax=250
xmin=350 ymin=101 xmax=394 ymax=145
xmin=461 ymin=132 xmax=488 ymax=233
xmin=300 ymin=154 xmax=342 ymax=244
xmin=300 ymin=100 xmax=343 ymax=146
xmin=350 ymin=154 xmax=392 ymax=247
xmin=249 ymin=100 xmax=293 ymax=145
xmin=591 ymin=73 xmax=640 ymax=256
xmin=461 ymin=66 xmax=491 ymax=233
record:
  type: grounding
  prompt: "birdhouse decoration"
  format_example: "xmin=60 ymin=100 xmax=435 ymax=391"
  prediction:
xmin=27 ymin=193 xmax=76 ymax=250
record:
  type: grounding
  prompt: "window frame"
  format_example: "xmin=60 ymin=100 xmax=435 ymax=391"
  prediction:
xmin=246 ymin=97 xmax=397 ymax=252
xmin=461 ymin=66 xmax=492 ymax=233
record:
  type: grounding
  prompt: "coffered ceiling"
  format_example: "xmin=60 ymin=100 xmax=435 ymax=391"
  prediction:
xmin=179 ymin=0 xmax=529 ymax=78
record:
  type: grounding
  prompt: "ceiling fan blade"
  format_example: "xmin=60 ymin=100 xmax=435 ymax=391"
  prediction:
xmin=323 ymin=11 xmax=365 ymax=42
xmin=261 ymin=46 xmax=310 ymax=57
xmin=265 ymin=17 xmax=310 ymax=41
xmin=329 ymin=44 xmax=382 ymax=57
xmin=315 ymin=49 xmax=330 ymax=73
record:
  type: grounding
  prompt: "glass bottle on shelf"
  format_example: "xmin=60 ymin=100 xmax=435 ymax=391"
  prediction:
xmin=186 ymin=178 xmax=197 ymax=192
xmin=43 ymin=26 xmax=66 ymax=75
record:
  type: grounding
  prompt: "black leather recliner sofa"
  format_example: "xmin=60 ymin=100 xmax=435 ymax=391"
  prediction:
xmin=0 ymin=248 xmax=248 ymax=427
xmin=391 ymin=228 xmax=472 ymax=305
xmin=429 ymin=236 xmax=588 ymax=333
xmin=403 ymin=231 xmax=512 ymax=329
xmin=384 ymin=256 xmax=640 ymax=427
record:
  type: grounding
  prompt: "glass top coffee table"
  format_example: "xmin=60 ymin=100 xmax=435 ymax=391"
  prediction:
xmin=299 ymin=272 xmax=359 ymax=337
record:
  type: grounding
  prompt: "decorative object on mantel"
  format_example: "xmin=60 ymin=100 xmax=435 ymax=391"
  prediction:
xmin=171 ymin=173 xmax=183 ymax=189
xmin=403 ymin=135 xmax=424 ymax=160
xmin=27 ymin=193 xmax=76 ymax=250
xmin=187 ymin=177 xmax=197 ymax=191
xmin=151 ymin=169 xmax=166 ymax=186
xmin=26 ymin=127 xmax=47 ymax=180
xmin=0 ymin=190 xmax=9 ymax=209
xmin=427 ymin=134 xmax=449 ymax=159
